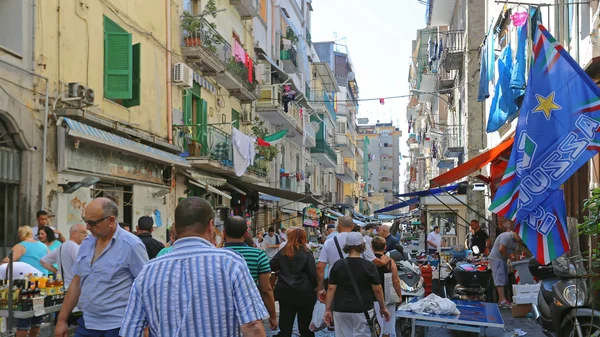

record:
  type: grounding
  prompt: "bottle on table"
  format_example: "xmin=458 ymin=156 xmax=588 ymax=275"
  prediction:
xmin=46 ymin=275 xmax=55 ymax=295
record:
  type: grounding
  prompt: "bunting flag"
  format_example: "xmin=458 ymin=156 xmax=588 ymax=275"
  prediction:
xmin=379 ymin=98 xmax=385 ymax=105
xmin=257 ymin=138 xmax=270 ymax=147
xmin=489 ymin=23 xmax=600 ymax=263
xmin=263 ymin=129 xmax=288 ymax=145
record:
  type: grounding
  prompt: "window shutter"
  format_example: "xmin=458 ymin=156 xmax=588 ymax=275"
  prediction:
xmin=200 ymin=99 xmax=208 ymax=148
xmin=104 ymin=17 xmax=132 ymax=99
xmin=123 ymin=43 xmax=141 ymax=107
xmin=232 ymin=109 xmax=240 ymax=129
xmin=183 ymin=90 xmax=192 ymax=125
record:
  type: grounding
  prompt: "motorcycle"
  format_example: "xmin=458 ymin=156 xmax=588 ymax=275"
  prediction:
xmin=394 ymin=259 xmax=425 ymax=336
xmin=530 ymin=256 xmax=600 ymax=337
xmin=445 ymin=258 xmax=491 ymax=302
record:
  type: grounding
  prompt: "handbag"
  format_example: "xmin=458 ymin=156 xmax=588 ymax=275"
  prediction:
xmin=344 ymin=259 xmax=381 ymax=337
xmin=384 ymin=267 xmax=401 ymax=305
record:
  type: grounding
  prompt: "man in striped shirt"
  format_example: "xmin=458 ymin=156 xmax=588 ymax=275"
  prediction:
xmin=120 ymin=198 xmax=268 ymax=337
xmin=223 ymin=216 xmax=277 ymax=330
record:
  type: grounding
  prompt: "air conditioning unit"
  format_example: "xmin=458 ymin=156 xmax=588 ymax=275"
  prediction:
xmin=173 ymin=63 xmax=193 ymax=88
xmin=67 ymin=82 xmax=95 ymax=107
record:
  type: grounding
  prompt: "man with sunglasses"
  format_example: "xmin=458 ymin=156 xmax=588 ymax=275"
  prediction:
xmin=54 ymin=197 xmax=149 ymax=337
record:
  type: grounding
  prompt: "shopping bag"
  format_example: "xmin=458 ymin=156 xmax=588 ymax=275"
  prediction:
xmin=309 ymin=301 xmax=327 ymax=332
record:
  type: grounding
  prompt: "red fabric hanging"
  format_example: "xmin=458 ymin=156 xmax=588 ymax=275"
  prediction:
xmin=257 ymin=138 xmax=270 ymax=147
xmin=245 ymin=54 xmax=253 ymax=83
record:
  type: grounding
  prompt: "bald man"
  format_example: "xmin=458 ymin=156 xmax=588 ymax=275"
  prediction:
xmin=41 ymin=224 xmax=88 ymax=289
xmin=317 ymin=215 xmax=391 ymax=302
xmin=55 ymin=198 xmax=149 ymax=337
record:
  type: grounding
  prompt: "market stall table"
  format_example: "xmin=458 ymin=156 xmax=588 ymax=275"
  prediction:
xmin=395 ymin=299 xmax=504 ymax=337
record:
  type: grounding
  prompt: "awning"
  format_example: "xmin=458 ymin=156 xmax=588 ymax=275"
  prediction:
xmin=313 ymin=62 xmax=340 ymax=93
xmin=188 ymin=179 xmax=231 ymax=200
xmin=186 ymin=170 xmax=227 ymax=187
xmin=395 ymin=183 xmax=460 ymax=198
xmin=430 ymin=137 xmax=514 ymax=187
xmin=259 ymin=193 xmax=280 ymax=202
xmin=326 ymin=209 xmax=367 ymax=227
xmin=229 ymin=179 xmax=323 ymax=205
xmin=374 ymin=197 xmax=419 ymax=214
xmin=61 ymin=117 xmax=190 ymax=167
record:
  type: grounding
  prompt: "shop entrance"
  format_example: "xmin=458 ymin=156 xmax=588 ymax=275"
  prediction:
xmin=0 ymin=117 xmax=21 ymax=257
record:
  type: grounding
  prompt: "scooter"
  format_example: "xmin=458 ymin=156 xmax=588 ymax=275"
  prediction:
xmin=530 ymin=256 xmax=600 ymax=337
xmin=394 ymin=260 xmax=425 ymax=337
xmin=448 ymin=260 xmax=491 ymax=302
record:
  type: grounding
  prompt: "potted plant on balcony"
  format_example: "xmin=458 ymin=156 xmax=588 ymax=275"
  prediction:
xmin=251 ymin=120 xmax=278 ymax=171
xmin=181 ymin=11 xmax=202 ymax=46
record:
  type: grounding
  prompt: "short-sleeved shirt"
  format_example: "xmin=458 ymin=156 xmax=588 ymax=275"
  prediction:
xmin=318 ymin=232 xmax=376 ymax=278
xmin=385 ymin=235 xmax=398 ymax=253
xmin=329 ymin=257 xmax=380 ymax=313
xmin=73 ymin=225 xmax=149 ymax=330
xmin=427 ymin=231 xmax=442 ymax=249
xmin=224 ymin=242 xmax=271 ymax=282
xmin=489 ymin=232 xmax=518 ymax=261
xmin=41 ymin=240 xmax=80 ymax=289
xmin=263 ymin=234 xmax=280 ymax=259
xmin=471 ymin=229 xmax=489 ymax=255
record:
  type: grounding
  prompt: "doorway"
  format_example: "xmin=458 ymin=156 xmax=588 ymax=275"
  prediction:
xmin=0 ymin=117 xmax=21 ymax=257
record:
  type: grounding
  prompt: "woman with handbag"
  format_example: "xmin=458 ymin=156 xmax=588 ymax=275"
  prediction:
xmin=324 ymin=232 xmax=390 ymax=337
xmin=371 ymin=236 xmax=403 ymax=337
xmin=270 ymin=227 xmax=317 ymax=337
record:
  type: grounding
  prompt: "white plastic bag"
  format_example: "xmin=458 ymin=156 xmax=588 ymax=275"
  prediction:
xmin=397 ymin=293 xmax=460 ymax=315
xmin=309 ymin=301 xmax=327 ymax=332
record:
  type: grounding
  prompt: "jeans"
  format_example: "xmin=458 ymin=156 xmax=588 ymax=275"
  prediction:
xmin=278 ymin=301 xmax=315 ymax=337
xmin=74 ymin=317 xmax=120 ymax=337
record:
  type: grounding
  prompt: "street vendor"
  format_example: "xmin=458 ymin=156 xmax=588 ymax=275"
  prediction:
xmin=488 ymin=223 xmax=522 ymax=309
xmin=469 ymin=220 xmax=490 ymax=255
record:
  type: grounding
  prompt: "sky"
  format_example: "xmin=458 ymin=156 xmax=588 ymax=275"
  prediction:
xmin=311 ymin=0 xmax=426 ymax=192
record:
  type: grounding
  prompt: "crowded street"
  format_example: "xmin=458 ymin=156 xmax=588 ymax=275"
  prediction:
xmin=1 ymin=0 xmax=600 ymax=336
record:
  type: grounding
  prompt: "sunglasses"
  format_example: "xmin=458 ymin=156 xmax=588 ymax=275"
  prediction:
xmin=82 ymin=215 xmax=110 ymax=227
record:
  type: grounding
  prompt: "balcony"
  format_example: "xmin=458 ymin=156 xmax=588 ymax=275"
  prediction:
xmin=305 ymin=121 xmax=317 ymax=148
xmin=310 ymin=139 xmax=337 ymax=168
xmin=280 ymin=46 xmax=298 ymax=74
xmin=336 ymin=163 xmax=357 ymax=183
xmin=336 ymin=133 xmax=355 ymax=158
xmin=256 ymin=86 xmax=305 ymax=147
xmin=441 ymin=125 xmax=464 ymax=158
xmin=175 ymin=125 xmax=266 ymax=181
xmin=442 ymin=31 xmax=464 ymax=71
xmin=180 ymin=17 xmax=258 ymax=103
xmin=309 ymin=90 xmax=336 ymax=120
xmin=438 ymin=67 xmax=457 ymax=90
xmin=229 ymin=0 xmax=259 ymax=19
xmin=280 ymin=175 xmax=298 ymax=191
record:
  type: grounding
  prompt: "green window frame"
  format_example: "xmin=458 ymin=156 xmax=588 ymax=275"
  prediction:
xmin=104 ymin=16 xmax=141 ymax=107
xmin=232 ymin=109 xmax=240 ymax=129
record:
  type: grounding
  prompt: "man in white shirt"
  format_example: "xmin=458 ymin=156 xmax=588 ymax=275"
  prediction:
xmin=41 ymin=224 xmax=88 ymax=289
xmin=317 ymin=216 xmax=390 ymax=302
xmin=427 ymin=226 xmax=443 ymax=254
xmin=263 ymin=226 xmax=281 ymax=260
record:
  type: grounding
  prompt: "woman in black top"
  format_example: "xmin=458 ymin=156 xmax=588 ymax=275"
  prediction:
xmin=324 ymin=232 xmax=390 ymax=336
xmin=372 ymin=236 xmax=403 ymax=337
xmin=270 ymin=227 xmax=317 ymax=337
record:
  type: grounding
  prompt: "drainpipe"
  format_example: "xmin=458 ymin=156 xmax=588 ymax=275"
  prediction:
xmin=166 ymin=0 xmax=173 ymax=143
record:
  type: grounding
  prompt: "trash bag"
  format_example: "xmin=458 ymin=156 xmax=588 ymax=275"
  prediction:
xmin=309 ymin=301 xmax=327 ymax=332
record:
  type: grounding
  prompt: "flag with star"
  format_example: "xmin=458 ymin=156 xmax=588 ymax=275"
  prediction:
xmin=489 ymin=23 xmax=600 ymax=263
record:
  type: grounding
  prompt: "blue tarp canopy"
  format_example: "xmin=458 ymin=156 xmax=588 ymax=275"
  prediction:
xmin=374 ymin=197 xmax=419 ymax=214
xmin=394 ymin=184 xmax=460 ymax=198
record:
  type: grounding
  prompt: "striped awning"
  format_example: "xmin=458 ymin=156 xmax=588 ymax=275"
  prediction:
xmin=62 ymin=118 xmax=190 ymax=167
xmin=186 ymin=170 xmax=227 ymax=187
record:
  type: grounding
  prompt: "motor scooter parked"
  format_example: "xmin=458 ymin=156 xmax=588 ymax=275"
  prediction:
xmin=530 ymin=256 xmax=600 ymax=337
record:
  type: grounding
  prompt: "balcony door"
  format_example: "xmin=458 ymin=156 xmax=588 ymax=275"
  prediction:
xmin=183 ymin=83 xmax=207 ymax=154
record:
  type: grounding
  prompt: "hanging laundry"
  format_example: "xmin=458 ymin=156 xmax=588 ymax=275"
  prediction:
xmin=487 ymin=44 xmax=518 ymax=133
xmin=510 ymin=23 xmax=527 ymax=105
xmin=510 ymin=11 xmax=528 ymax=27
xmin=233 ymin=40 xmax=246 ymax=62
xmin=478 ymin=41 xmax=490 ymax=101
xmin=153 ymin=210 xmax=163 ymax=227
xmin=438 ymin=38 xmax=443 ymax=60
xmin=245 ymin=54 xmax=253 ymax=83
xmin=379 ymin=98 xmax=385 ymax=105
xmin=232 ymin=128 xmax=255 ymax=176
xmin=486 ymin=25 xmax=496 ymax=83
xmin=255 ymin=63 xmax=264 ymax=84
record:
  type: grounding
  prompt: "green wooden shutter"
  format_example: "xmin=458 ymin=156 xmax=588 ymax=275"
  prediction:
xmin=200 ymin=99 xmax=208 ymax=151
xmin=123 ymin=43 xmax=141 ymax=107
xmin=232 ymin=109 xmax=240 ymax=129
xmin=183 ymin=90 xmax=192 ymax=125
xmin=104 ymin=16 xmax=132 ymax=99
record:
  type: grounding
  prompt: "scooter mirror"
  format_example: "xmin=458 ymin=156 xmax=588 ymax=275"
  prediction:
xmin=472 ymin=246 xmax=480 ymax=255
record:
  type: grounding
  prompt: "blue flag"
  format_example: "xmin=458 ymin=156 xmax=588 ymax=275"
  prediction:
xmin=490 ymin=24 xmax=600 ymax=261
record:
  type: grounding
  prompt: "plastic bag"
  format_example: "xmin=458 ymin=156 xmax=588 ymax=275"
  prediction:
xmin=397 ymin=293 xmax=460 ymax=315
xmin=309 ymin=301 xmax=327 ymax=332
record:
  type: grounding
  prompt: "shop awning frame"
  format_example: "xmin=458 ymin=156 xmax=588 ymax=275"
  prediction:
xmin=374 ymin=197 xmax=419 ymax=214
xmin=61 ymin=117 xmax=190 ymax=167
xmin=430 ymin=137 xmax=514 ymax=187
xmin=189 ymin=179 xmax=232 ymax=200
xmin=229 ymin=179 xmax=323 ymax=205
xmin=395 ymin=183 xmax=460 ymax=198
